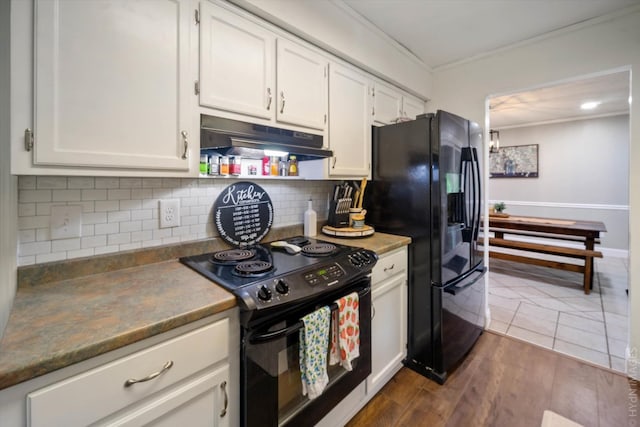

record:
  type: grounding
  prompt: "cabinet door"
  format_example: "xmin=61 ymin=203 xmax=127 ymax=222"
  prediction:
xmin=402 ymin=95 xmax=425 ymax=120
xmin=276 ymin=39 xmax=327 ymax=130
xmin=328 ymin=63 xmax=371 ymax=177
xmin=33 ymin=0 xmax=192 ymax=171
xmin=200 ymin=1 xmax=274 ymax=119
xmin=106 ymin=365 xmax=230 ymax=427
xmin=372 ymin=82 xmax=402 ymax=125
xmin=368 ymin=274 xmax=407 ymax=396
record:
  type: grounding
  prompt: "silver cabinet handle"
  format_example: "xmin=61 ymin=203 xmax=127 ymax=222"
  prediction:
xmin=124 ymin=360 xmax=174 ymax=387
xmin=371 ymin=304 xmax=376 ymax=319
xmin=180 ymin=131 xmax=188 ymax=160
xmin=266 ymin=88 xmax=272 ymax=110
xmin=332 ymin=157 xmax=337 ymax=169
xmin=220 ymin=381 xmax=228 ymax=418
xmin=384 ymin=263 xmax=395 ymax=272
xmin=280 ymin=91 xmax=286 ymax=114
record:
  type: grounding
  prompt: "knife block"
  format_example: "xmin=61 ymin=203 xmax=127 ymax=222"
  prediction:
xmin=328 ymin=199 xmax=351 ymax=228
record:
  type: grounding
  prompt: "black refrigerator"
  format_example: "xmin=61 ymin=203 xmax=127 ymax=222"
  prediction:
xmin=365 ymin=110 xmax=486 ymax=384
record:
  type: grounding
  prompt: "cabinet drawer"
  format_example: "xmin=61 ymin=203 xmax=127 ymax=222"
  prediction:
xmin=372 ymin=247 xmax=408 ymax=285
xmin=27 ymin=319 xmax=229 ymax=427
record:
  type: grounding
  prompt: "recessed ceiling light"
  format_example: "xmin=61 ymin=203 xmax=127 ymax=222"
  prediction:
xmin=580 ymin=101 xmax=600 ymax=110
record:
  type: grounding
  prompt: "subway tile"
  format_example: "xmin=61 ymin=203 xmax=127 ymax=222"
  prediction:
xmin=95 ymin=177 xmax=120 ymax=189
xmin=119 ymin=221 xmax=141 ymax=233
xmin=83 ymin=212 xmax=107 ymax=225
xmin=18 ymin=229 xmax=36 ymax=243
xmin=52 ymin=190 xmax=81 ymax=202
xmin=18 ymin=203 xmax=36 ymax=217
xmin=81 ymin=235 xmax=107 ymax=248
xmin=131 ymin=188 xmax=153 ymax=199
xmin=107 ymin=210 xmax=131 ymax=223
xmin=37 ymin=176 xmax=67 ymax=189
xmin=131 ymin=209 xmax=153 ymax=221
xmin=131 ymin=230 xmax=153 ymax=242
xmin=36 ymin=252 xmax=67 ymax=264
xmin=119 ymin=242 xmax=142 ymax=251
xmin=119 ymin=178 xmax=142 ymax=189
xmin=36 ymin=228 xmax=50 ymax=241
xmin=107 ymin=189 xmax=131 ymax=200
xmin=95 ymin=222 xmax=119 ymax=235
xmin=107 ymin=233 xmax=131 ymax=246
xmin=36 ymin=202 xmax=55 ymax=216
xmin=95 ymin=200 xmax=119 ymax=212
xmin=19 ymin=190 xmax=52 ymax=203
xmin=52 ymin=238 xmax=81 ymax=252
xmin=18 ymin=216 xmax=50 ymax=230
xmin=82 ymin=222 xmax=96 ymax=236
xmin=19 ymin=241 xmax=51 ymax=256
xmin=18 ymin=176 xmax=36 ymax=190
xmin=18 ymin=256 xmax=36 ymax=266
xmin=81 ymin=189 xmax=107 ymax=201
xmin=142 ymin=178 xmax=162 ymax=188
xmin=120 ymin=199 xmax=142 ymax=211
xmin=67 ymin=177 xmax=95 ymax=189
xmin=94 ymin=245 xmax=120 ymax=255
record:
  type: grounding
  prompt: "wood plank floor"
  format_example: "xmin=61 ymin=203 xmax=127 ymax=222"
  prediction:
xmin=347 ymin=332 xmax=636 ymax=427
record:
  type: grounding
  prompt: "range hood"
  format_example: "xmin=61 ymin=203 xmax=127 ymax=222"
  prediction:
xmin=200 ymin=115 xmax=332 ymax=160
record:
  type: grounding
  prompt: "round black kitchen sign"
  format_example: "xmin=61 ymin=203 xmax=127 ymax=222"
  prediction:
xmin=213 ymin=181 xmax=273 ymax=247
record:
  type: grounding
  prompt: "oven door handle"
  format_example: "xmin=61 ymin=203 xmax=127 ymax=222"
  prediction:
xmin=250 ymin=321 xmax=305 ymax=344
xmin=249 ymin=286 xmax=371 ymax=345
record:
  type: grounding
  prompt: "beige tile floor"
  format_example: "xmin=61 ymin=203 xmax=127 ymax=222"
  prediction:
xmin=487 ymin=256 xmax=629 ymax=373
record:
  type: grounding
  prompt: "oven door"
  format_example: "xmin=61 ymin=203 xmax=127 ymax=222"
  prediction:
xmin=241 ymin=278 xmax=372 ymax=427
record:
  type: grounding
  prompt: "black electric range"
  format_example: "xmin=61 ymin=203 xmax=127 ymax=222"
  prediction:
xmin=180 ymin=236 xmax=377 ymax=327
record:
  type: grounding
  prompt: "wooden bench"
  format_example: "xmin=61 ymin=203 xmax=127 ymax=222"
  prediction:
xmin=477 ymin=236 xmax=603 ymax=294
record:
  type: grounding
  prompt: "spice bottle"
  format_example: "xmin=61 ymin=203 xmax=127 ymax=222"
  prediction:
xmin=220 ymin=156 xmax=230 ymax=176
xmin=208 ymin=155 xmax=220 ymax=176
xmin=288 ymin=155 xmax=298 ymax=176
xmin=199 ymin=154 xmax=208 ymax=175
xmin=230 ymin=155 xmax=242 ymax=176
xmin=279 ymin=157 xmax=289 ymax=176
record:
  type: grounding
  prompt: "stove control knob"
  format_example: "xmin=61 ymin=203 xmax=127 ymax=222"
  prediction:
xmin=275 ymin=279 xmax=289 ymax=295
xmin=257 ymin=285 xmax=272 ymax=301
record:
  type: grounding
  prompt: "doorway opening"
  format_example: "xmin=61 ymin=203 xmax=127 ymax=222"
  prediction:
xmin=484 ymin=68 xmax=631 ymax=372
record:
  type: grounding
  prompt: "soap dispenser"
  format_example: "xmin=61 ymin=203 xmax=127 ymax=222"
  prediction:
xmin=304 ymin=199 xmax=317 ymax=237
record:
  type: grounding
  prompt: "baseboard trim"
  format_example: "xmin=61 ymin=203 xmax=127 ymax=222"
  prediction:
xmin=488 ymin=200 xmax=629 ymax=211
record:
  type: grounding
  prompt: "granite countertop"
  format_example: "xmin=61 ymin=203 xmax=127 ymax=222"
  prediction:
xmin=0 ymin=230 xmax=410 ymax=391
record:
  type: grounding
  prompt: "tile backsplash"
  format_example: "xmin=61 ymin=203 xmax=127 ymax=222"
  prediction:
xmin=17 ymin=176 xmax=335 ymax=266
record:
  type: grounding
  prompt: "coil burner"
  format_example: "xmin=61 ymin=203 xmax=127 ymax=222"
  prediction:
xmin=301 ymin=243 xmax=338 ymax=257
xmin=211 ymin=249 xmax=256 ymax=264
xmin=233 ymin=260 xmax=274 ymax=277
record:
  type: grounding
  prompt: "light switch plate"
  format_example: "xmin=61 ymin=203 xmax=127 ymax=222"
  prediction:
xmin=50 ymin=205 xmax=83 ymax=240
xmin=159 ymin=199 xmax=180 ymax=228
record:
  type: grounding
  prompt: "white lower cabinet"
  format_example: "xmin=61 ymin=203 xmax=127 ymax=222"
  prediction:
xmin=368 ymin=247 xmax=408 ymax=396
xmin=17 ymin=311 xmax=239 ymax=427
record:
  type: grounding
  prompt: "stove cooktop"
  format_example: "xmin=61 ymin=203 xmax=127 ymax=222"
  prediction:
xmin=180 ymin=236 xmax=377 ymax=325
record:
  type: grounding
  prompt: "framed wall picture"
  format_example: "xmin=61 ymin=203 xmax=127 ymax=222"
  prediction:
xmin=489 ymin=144 xmax=539 ymax=178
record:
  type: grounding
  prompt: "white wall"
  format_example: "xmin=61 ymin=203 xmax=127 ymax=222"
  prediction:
xmin=229 ymin=0 xmax=432 ymax=99
xmin=431 ymin=6 xmax=640 ymax=372
xmin=490 ymin=115 xmax=629 ymax=250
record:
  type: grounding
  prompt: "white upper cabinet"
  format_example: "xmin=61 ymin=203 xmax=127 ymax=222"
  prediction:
xmin=276 ymin=39 xmax=328 ymax=130
xmin=199 ymin=2 xmax=327 ymax=132
xmin=199 ymin=1 xmax=275 ymax=120
xmin=328 ymin=63 xmax=371 ymax=177
xmin=31 ymin=0 xmax=194 ymax=172
xmin=373 ymin=81 xmax=425 ymax=125
xmin=372 ymin=82 xmax=403 ymax=125
xmin=402 ymin=95 xmax=425 ymax=120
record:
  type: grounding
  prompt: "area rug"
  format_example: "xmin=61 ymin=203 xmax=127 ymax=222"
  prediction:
xmin=541 ymin=410 xmax=584 ymax=427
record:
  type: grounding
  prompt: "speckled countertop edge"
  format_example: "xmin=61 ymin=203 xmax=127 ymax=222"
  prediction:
xmin=0 ymin=228 xmax=410 ymax=390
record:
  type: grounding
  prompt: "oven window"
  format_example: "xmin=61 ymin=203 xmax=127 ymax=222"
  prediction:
xmin=277 ymin=340 xmax=349 ymax=424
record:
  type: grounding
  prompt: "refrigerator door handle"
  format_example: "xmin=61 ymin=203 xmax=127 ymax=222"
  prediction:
xmin=471 ymin=147 xmax=481 ymax=240
xmin=443 ymin=267 xmax=486 ymax=295
xmin=460 ymin=147 xmax=473 ymax=242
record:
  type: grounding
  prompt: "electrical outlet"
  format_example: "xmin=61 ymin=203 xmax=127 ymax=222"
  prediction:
xmin=51 ymin=205 xmax=83 ymax=240
xmin=159 ymin=199 xmax=180 ymax=228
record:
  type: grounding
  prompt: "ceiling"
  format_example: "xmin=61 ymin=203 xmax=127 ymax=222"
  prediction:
xmin=341 ymin=0 xmax=635 ymax=127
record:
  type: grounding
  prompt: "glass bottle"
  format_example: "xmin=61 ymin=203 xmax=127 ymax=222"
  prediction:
xmin=270 ymin=156 xmax=279 ymax=176
xmin=288 ymin=155 xmax=298 ymax=176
